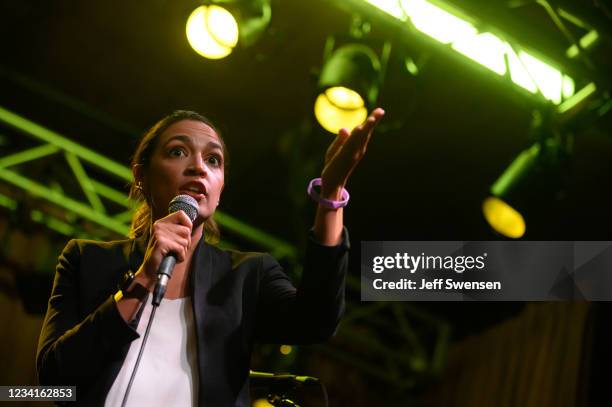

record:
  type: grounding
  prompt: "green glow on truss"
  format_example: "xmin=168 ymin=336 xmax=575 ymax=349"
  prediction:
xmin=114 ymin=210 xmax=135 ymax=224
xmin=364 ymin=0 xmax=407 ymax=20
xmin=0 ymin=144 xmax=59 ymax=168
xmin=90 ymin=179 xmax=132 ymax=206
xmin=0 ymin=167 xmax=129 ymax=235
xmin=452 ymin=32 xmax=508 ymax=75
xmin=214 ymin=211 xmax=297 ymax=259
xmin=557 ymin=82 xmax=596 ymax=114
xmin=506 ymin=46 xmax=537 ymax=94
xmin=562 ymin=75 xmax=575 ymax=100
xmin=566 ymin=30 xmax=598 ymax=58
xmin=402 ymin=0 xmax=477 ymax=44
xmin=0 ymin=106 xmax=132 ymax=181
xmin=65 ymin=151 xmax=106 ymax=214
xmin=31 ymin=210 xmax=75 ymax=236
xmin=517 ymin=51 xmax=564 ymax=104
xmin=361 ymin=0 xmax=576 ymax=104
xmin=0 ymin=192 xmax=17 ymax=210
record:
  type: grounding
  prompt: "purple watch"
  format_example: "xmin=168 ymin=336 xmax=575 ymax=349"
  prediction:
xmin=307 ymin=178 xmax=350 ymax=209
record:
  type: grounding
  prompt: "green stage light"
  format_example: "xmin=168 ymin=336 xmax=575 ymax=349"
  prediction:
xmin=186 ymin=0 xmax=270 ymax=60
xmin=483 ymin=144 xmax=540 ymax=239
xmin=402 ymin=0 xmax=477 ymax=44
xmin=452 ymin=32 xmax=508 ymax=75
xmin=516 ymin=51 xmax=564 ymax=104
xmin=315 ymin=44 xmax=381 ymax=134
xmin=365 ymin=0 xmax=407 ymax=20
xmin=360 ymin=0 xmax=578 ymax=105
xmin=483 ymin=136 xmax=566 ymax=239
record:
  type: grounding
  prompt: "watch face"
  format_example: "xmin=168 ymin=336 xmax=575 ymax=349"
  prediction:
xmin=119 ymin=270 xmax=135 ymax=291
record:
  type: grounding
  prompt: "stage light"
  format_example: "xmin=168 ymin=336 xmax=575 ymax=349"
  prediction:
xmin=402 ymin=0 xmax=477 ymax=44
xmin=452 ymin=32 xmax=508 ymax=75
xmin=360 ymin=0 xmax=579 ymax=105
xmin=515 ymin=52 xmax=564 ymax=104
xmin=314 ymin=87 xmax=368 ymax=134
xmin=483 ymin=135 xmax=566 ymax=239
xmin=482 ymin=196 xmax=526 ymax=239
xmin=186 ymin=0 xmax=271 ymax=60
xmin=186 ymin=5 xmax=239 ymax=59
xmin=279 ymin=345 xmax=292 ymax=355
xmin=253 ymin=399 xmax=274 ymax=407
xmin=315 ymin=44 xmax=382 ymax=134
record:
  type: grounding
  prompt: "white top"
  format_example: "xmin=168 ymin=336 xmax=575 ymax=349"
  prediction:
xmin=105 ymin=295 xmax=199 ymax=407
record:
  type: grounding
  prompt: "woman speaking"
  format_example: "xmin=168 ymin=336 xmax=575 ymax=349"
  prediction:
xmin=36 ymin=108 xmax=384 ymax=406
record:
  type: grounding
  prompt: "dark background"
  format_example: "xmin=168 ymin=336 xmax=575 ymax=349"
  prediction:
xmin=0 ymin=0 xmax=611 ymax=405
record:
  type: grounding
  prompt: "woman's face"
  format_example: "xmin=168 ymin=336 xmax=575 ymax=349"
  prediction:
xmin=140 ymin=119 xmax=225 ymax=225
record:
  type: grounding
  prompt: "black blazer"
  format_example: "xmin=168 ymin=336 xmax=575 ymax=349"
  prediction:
xmin=36 ymin=229 xmax=349 ymax=406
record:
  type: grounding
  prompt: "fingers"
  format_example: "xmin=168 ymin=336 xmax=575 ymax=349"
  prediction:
xmin=149 ymin=210 xmax=195 ymax=268
xmin=168 ymin=210 xmax=194 ymax=228
xmin=158 ymin=235 xmax=190 ymax=262
xmin=343 ymin=107 xmax=385 ymax=153
xmin=326 ymin=128 xmax=351 ymax=162
xmin=328 ymin=128 xmax=347 ymax=153
xmin=361 ymin=108 xmax=385 ymax=135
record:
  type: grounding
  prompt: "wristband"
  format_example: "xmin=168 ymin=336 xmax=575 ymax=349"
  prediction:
xmin=307 ymin=178 xmax=350 ymax=209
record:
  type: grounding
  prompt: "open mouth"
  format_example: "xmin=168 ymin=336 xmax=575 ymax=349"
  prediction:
xmin=181 ymin=190 xmax=206 ymax=200
xmin=180 ymin=182 xmax=207 ymax=200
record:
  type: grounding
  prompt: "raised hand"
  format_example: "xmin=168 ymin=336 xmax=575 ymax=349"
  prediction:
xmin=320 ymin=108 xmax=385 ymax=197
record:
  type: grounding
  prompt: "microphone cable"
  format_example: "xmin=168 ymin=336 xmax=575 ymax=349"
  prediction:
xmin=120 ymin=298 xmax=158 ymax=407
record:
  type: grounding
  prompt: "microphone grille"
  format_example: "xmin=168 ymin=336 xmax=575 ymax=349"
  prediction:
xmin=168 ymin=194 xmax=199 ymax=222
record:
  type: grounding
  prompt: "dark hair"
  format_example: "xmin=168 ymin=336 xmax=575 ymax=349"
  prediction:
xmin=128 ymin=110 xmax=227 ymax=244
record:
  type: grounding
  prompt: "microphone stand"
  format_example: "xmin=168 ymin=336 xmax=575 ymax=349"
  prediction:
xmin=250 ymin=371 xmax=328 ymax=407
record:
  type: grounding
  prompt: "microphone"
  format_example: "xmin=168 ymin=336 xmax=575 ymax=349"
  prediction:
xmin=151 ymin=194 xmax=199 ymax=306
xmin=249 ymin=370 xmax=319 ymax=390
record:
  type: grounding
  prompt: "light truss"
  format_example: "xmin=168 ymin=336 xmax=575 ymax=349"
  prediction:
xmin=354 ymin=0 xmax=598 ymax=106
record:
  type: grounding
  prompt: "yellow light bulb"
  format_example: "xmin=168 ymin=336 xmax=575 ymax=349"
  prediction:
xmin=326 ymin=87 xmax=365 ymax=109
xmin=482 ymin=197 xmax=526 ymax=239
xmin=186 ymin=6 xmax=239 ymax=60
xmin=314 ymin=87 xmax=368 ymax=134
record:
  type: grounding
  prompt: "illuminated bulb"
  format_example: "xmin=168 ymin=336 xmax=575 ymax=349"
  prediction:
xmin=186 ymin=5 xmax=239 ymax=60
xmin=482 ymin=196 xmax=526 ymax=239
xmin=253 ymin=399 xmax=274 ymax=407
xmin=314 ymin=87 xmax=368 ymax=134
